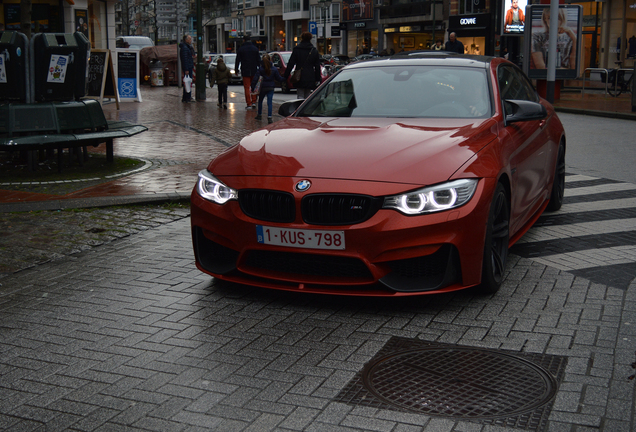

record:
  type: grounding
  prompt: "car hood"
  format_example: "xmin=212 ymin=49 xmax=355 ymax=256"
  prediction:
xmin=210 ymin=117 xmax=498 ymax=185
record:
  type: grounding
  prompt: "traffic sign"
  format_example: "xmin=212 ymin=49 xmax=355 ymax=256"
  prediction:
xmin=309 ymin=21 xmax=317 ymax=36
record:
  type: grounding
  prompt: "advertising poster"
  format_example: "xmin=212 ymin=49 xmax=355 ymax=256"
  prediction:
xmin=524 ymin=5 xmax=583 ymax=80
xmin=47 ymin=55 xmax=69 ymax=83
xmin=75 ymin=9 xmax=89 ymax=38
xmin=116 ymin=50 xmax=142 ymax=102
xmin=342 ymin=0 xmax=374 ymax=21
xmin=502 ymin=0 xmax=527 ymax=35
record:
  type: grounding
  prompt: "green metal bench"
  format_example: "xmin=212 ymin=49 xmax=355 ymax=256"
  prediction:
xmin=0 ymin=99 xmax=147 ymax=172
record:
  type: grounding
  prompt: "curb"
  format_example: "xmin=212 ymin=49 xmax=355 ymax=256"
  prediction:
xmin=554 ymin=106 xmax=636 ymax=121
xmin=0 ymin=192 xmax=192 ymax=213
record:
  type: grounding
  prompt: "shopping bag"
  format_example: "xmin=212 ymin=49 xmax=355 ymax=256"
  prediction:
xmin=183 ymin=74 xmax=192 ymax=92
xmin=251 ymin=76 xmax=263 ymax=97
xmin=290 ymin=69 xmax=302 ymax=85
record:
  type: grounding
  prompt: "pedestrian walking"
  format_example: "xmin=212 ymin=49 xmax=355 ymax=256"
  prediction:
xmin=251 ymin=54 xmax=285 ymax=124
xmin=444 ymin=32 xmax=465 ymax=54
xmin=211 ymin=57 xmax=230 ymax=109
xmin=179 ymin=35 xmax=195 ymax=102
xmin=235 ymin=34 xmax=261 ymax=109
xmin=284 ymin=32 xmax=321 ymax=99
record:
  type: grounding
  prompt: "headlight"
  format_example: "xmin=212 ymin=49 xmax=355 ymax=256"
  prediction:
xmin=383 ymin=179 xmax=478 ymax=215
xmin=196 ymin=170 xmax=238 ymax=204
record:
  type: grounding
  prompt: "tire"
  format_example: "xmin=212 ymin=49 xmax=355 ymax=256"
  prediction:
xmin=546 ymin=141 xmax=565 ymax=212
xmin=479 ymin=183 xmax=510 ymax=294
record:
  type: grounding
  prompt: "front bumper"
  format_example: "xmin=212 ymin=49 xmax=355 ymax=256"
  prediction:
xmin=190 ymin=177 xmax=495 ymax=296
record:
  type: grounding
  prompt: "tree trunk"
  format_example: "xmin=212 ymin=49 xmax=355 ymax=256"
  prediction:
xmin=20 ymin=0 xmax=32 ymax=39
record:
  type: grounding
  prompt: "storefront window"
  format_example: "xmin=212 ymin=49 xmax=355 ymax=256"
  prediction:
xmin=348 ymin=30 xmax=377 ymax=57
xmin=459 ymin=37 xmax=485 ymax=55
xmin=629 ymin=0 xmax=636 ymax=19
xmin=88 ymin=1 xmax=107 ymax=49
xmin=2 ymin=2 xmax=61 ymax=32
xmin=609 ymin=20 xmax=623 ymax=61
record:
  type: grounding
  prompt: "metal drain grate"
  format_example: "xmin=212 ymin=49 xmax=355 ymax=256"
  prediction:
xmin=335 ymin=337 xmax=567 ymax=431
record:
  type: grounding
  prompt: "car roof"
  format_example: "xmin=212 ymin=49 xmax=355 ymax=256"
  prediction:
xmin=117 ymin=36 xmax=153 ymax=43
xmin=344 ymin=52 xmax=494 ymax=70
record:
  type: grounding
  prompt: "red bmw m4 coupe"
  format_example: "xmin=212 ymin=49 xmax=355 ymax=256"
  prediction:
xmin=191 ymin=52 xmax=566 ymax=296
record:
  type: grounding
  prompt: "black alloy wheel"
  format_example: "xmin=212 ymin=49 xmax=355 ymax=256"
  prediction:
xmin=479 ymin=183 xmax=510 ymax=294
xmin=547 ymin=141 xmax=566 ymax=212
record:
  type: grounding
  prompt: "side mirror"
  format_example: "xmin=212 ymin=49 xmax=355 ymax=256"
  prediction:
xmin=278 ymin=99 xmax=304 ymax=117
xmin=504 ymin=99 xmax=547 ymax=125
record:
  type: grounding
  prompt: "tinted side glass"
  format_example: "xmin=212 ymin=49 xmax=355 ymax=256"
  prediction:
xmin=513 ymin=68 xmax=539 ymax=102
xmin=498 ymin=65 xmax=537 ymax=102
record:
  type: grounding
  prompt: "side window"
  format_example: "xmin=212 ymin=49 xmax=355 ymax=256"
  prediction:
xmin=513 ymin=69 xmax=540 ymax=102
xmin=271 ymin=54 xmax=281 ymax=68
xmin=498 ymin=65 xmax=538 ymax=102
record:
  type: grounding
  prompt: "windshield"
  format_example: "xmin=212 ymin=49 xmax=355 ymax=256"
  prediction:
xmin=217 ymin=54 xmax=237 ymax=67
xmin=297 ymin=65 xmax=491 ymax=119
xmin=117 ymin=37 xmax=153 ymax=49
xmin=281 ymin=53 xmax=291 ymax=63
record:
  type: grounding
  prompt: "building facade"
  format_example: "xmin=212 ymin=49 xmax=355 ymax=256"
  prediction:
xmin=1 ymin=0 xmax=119 ymax=50
xmin=1 ymin=0 xmax=634 ymax=75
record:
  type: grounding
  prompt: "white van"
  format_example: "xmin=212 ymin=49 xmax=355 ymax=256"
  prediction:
xmin=116 ymin=36 xmax=154 ymax=50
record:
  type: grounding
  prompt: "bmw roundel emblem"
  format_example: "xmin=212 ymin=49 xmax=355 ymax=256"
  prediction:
xmin=295 ymin=180 xmax=311 ymax=192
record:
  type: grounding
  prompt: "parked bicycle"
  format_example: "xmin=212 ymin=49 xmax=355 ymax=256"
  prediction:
xmin=605 ymin=62 xmax=633 ymax=97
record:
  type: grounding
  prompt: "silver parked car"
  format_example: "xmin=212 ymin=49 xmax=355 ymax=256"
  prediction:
xmin=207 ymin=54 xmax=242 ymax=86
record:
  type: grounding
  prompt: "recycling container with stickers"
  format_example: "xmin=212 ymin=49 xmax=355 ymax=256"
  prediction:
xmin=32 ymin=33 xmax=81 ymax=102
xmin=0 ymin=31 xmax=29 ymax=102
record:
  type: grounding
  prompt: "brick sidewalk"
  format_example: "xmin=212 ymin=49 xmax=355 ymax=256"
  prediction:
xmin=1 ymin=216 xmax=635 ymax=431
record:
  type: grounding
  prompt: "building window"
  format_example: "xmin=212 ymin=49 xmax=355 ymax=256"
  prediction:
xmin=284 ymin=0 xmax=302 ymax=14
xmin=460 ymin=0 xmax=487 ymax=15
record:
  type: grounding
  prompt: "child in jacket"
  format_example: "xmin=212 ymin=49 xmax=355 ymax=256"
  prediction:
xmin=251 ymin=54 xmax=285 ymax=123
xmin=211 ymin=58 xmax=231 ymax=108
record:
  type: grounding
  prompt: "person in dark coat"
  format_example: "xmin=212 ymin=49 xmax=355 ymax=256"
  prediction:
xmin=283 ymin=32 xmax=321 ymax=99
xmin=179 ymin=35 xmax=195 ymax=102
xmin=444 ymin=32 xmax=465 ymax=54
xmin=251 ymin=54 xmax=285 ymax=124
xmin=235 ymin=34 xmax=261 ymax=109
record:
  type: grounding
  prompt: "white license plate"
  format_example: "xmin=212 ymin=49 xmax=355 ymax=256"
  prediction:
xmin=256 ymin=226 xmax=345 ymax=250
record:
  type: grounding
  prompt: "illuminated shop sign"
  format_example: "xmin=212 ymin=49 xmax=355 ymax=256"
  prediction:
xmin=384 ymin=26 xmax=421 ymax=33
xmin=449 ymin=14 xmax=490 ymax=30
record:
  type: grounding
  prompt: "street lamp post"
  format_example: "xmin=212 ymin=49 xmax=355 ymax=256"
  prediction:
xmin=318 ymin=0 xmax=331 ymax=55
xmin=195 ymin=0 xmax=206 ymax=101
xmin=237 ymin=10 xmax=244 ymax=52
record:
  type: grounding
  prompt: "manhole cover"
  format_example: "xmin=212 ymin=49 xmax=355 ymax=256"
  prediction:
xmin=336 ymin=337 xmax=567 ymax=431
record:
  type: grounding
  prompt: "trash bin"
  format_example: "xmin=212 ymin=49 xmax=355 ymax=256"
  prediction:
xmin=150 ymin=60 xmax=164 ymax=87
xmin=0 ymin=31 xmax=29 ymax=102
xmin=32 ymin=33 xmax=80 ymax=102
